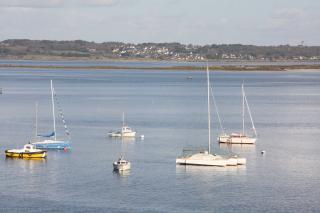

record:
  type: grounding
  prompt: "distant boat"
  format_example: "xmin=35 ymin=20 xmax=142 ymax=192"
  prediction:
xmin=218 ymin=83 xmax=257 ymax=144
xmin=32 ymin=80 xmax=71 ymax=150
xmin=186 ymin=76 xmax=193 ymax=80
xmin=176 ymin=65 xmax=246 ymax=167
xmin=5 ymin=144 xmax=46 ymax=159
xmin=108 ymin=113 xmax=136 ymax=138
xmin=113 ymin=155 xmax=131 ymax=171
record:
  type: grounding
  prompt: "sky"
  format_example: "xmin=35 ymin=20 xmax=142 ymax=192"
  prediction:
xmin=0 ymin=0 xmax=319 ymax=45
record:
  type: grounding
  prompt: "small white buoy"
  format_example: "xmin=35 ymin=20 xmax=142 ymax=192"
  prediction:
xmin=261 ymin=150 xmax=266 ymax=155
xmin=140 ymin=135 xmax=145 ymax=139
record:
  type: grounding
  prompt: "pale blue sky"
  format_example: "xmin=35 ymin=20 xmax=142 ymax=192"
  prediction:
xmin=0 ymin=0 xmax=319 ymax=45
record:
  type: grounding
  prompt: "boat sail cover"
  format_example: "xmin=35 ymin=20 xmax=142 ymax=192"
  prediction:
xmin=38 ymin=131 xmax=55 ymax=138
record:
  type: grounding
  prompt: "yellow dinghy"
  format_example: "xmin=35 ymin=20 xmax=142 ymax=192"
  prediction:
xmin=5 ymin=144 xmax=47 ymax=159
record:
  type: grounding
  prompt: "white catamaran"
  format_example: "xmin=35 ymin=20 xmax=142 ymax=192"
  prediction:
xmin=218 ymin=83 xmax=257 ymax=144
xmin=176 ymin=66 xmax=246 ymax=167
xmin=32 ymin=80 xmax=71 ymax=150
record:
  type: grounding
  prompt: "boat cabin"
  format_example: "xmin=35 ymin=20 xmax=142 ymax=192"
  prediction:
xmin=122 ymin=126 xmax=133 ymax=133
xmin=24 ymin=144 xmax=36 ymax=152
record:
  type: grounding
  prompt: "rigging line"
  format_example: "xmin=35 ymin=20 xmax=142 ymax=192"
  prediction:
xmin=53 ymin=88 xmax=71 ymax=140
xmin=210 ymin=85 xmax=225 ymax=134
xmin=243 ymin=89 xmax=257 ymax=137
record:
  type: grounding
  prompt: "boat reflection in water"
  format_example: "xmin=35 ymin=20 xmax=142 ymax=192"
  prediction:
xmin=113 ymin=169 xmax=131 ymax=178
xmin=5 ymin=157 xmax=47 ymax=174
xmin=110 ymin=137 xmax=136 ymax=143
xmin=176 ymin=163 xmax=246 ymax=175
xmin=219 ymin=143 xmax=256 ymax=152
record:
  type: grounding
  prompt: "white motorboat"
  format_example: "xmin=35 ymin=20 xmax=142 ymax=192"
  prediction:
xmin=113 ymin=156 xmax=131 ymax=171
xmin=176 ymin=65 xmax=246 ymax=167
xmin=108 ymin=113 xmax=136 ymax=138
xmin=218 ymin=83 xmax=257 ymax=144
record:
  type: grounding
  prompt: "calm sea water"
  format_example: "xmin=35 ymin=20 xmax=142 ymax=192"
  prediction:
xmin=0 ymin=65 xmax=319 ymax=212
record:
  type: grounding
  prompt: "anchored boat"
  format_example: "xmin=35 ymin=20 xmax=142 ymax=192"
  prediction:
xmin=218 ymin=83 xmax=257 ymax=144
xmin=113 ymin=156 xmax=131 ymax=171
xmin=176 ymin=65 xmax=246 ymax=167
xmin=32 ymin=80 xmax=71 ymax=150
xmin=5 ymin=144 xmax=46 ymax=159
xmin=108 ymin=113 xmax=136 ymax=138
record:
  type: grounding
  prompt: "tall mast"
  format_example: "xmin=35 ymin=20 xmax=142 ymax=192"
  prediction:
xmin=35 ymin=101 xmax=38 ymax=138
xmin=122 ymin=112 xmax=125 ymax=127
xmin=51 ymin=80 xmax=57 ymax=141
xmin=242 ymin=83 xmax=245 ymax=136
xmin=207 ymin=65 xmax=211 ymax=154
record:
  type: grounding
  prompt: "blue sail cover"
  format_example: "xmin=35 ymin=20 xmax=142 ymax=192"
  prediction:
xmin=38 ymin=131 xmax=55 ymax=138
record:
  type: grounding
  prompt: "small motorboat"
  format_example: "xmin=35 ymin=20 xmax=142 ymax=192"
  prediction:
xmin=113 ymin=156 xmax=131 ymax=171
xmin=108 ymin=113 xmax=137 ymax=138
xmin=108 ymin=126 xmax=136 ymax=138
xmin=5 ymin=144 xmax=47 ymax=159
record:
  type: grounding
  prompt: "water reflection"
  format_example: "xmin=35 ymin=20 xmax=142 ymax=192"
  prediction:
xmin=113 ymin=169 xmax=130 ymax=178
xmin=109 ymin=137 xmax=136 ymax=143
xmin=176 ymin=164 xmax=246 ymax=176
xmin=5 ymin=158 xmax=47 ymax=173
xmin=219 ymin=143 xmax=256 ymax=153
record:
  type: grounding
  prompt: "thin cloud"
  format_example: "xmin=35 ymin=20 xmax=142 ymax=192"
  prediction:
xmin=272 ymin=8 xmax=305 ymax=20
xmin=0 ymin=0 xmax=120 ymax=8
xmin=79 ymin=0 xmax=120 ymax=7
xmin=260 ymin=8 xmax=307 ymax=31
xmin=0 ymin=0 xmax=64 ymax=8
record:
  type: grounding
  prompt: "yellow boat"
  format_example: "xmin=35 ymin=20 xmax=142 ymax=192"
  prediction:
xmin=5 ymin=144 xmax=47 ymax=159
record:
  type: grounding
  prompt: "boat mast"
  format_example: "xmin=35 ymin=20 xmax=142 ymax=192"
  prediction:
xmin=51 ymin=80 xmax=57 ymax=141
xmin=122 ymin=112 xmax=125 ymax=127
xmin=242 ymin=83 xmax=245 ymax=136
xmin=35 ymin=101 xmax=38 ymax=138
xmin=207 ymin=65 xmax=211 ymax=154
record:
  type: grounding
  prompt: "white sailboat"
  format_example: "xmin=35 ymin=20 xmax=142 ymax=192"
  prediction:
xmin=176 ymin=66 xmax=246 ymax=167
xmin=108 ymin=112 xmax=136 ymax=138
xmin=218 ymin=83 xmax=257 ymax=144
xmin=32 ymin=80 xmax=71 ymax=150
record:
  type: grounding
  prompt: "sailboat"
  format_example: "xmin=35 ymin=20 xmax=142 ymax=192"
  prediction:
xmin=176 ymin=66 xmax=246 ymax=167
xmin=108 ymin=112 xmax=136 ymax=138
xmin=218 ymin=83 xmax=257 ymax=144
xmin=32 ymin=80 xmax=71 ymax=150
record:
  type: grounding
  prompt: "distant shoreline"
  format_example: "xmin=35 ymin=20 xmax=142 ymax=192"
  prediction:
xmin=0 ymin=64 xmax=320 ymax=71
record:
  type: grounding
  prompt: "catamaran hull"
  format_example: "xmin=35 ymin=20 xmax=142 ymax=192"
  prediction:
xmin=5 ymin=151 xmax=47 ymax=158
xmin=176 ymin=152 xmax=246 ymax=167
xmin=176 ymin=158 xmax=227 ymax=167
xmin=218 ymin=136 xmax=256 ymax=144
xmin=32 ymin=140 xmax=71 ymax=150
xmin=226 ymin=157 xmax=247 ymax=165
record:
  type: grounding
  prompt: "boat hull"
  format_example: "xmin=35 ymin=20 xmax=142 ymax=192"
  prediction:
xmin=5 ymin=150 xmax=46 ymax=158
xmin=113 ymin=162 xmax=131 ymax=171
xmin=32 ymin=140 xmax=71 ymax=150
xmin=218 ymin=134 xmax=256 ymax=144
xmin=108 ymin=132 xmax=136 ymax=137
xmin=176 ymin=153 xmax=246 ymax=167
xmin=176 ymin=153 xmax=227 ymax=167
